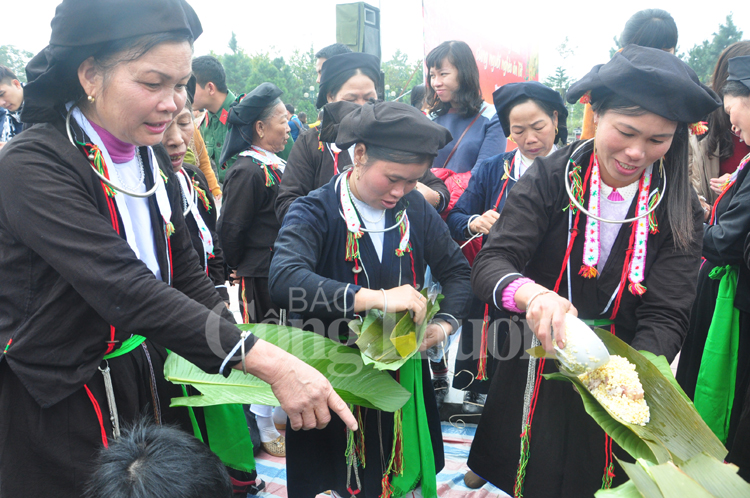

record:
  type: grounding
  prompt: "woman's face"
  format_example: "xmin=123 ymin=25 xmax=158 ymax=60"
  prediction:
xmin=162 ymin=106 xmax=194 ymax=172
xmin=594 ymin=110 xmax=676 ymax=188
xmin=724 ymin=94 xmax=750 ymax=144
xmin=255 ymin=102 xmax=290 ymax=153
xmin=328 ymin=72 xmax=377 ymax=105
xmin=351 ymin=145 xmax=428 ymax=210
xmin=429 ymin=58 xmax=460 ymax=106
xmin=79 ymin=41 xmax=193 ymax=147
xmin=508 ymin=101 xmax=558 ymax=160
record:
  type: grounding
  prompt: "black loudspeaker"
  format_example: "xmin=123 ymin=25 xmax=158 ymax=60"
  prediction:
xmin=336 ymin=2 xmax=381 ymax=60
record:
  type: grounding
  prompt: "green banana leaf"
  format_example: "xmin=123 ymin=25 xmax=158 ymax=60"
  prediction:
xmin=595 ymin=480 xmax=646 ymax=498
xmin=597 ymin=454 xmax=750 ymax=498
xmin=165 ymin=323 xmax=411 ymax=412
xmin=538 ymin=328 xmax=726 ymax=464
xmin=349 ymin=290 xmax=443 ymax=371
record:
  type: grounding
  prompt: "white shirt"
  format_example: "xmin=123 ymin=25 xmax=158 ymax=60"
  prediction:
xmin=351 ymin=195 xmax=386 ymax=262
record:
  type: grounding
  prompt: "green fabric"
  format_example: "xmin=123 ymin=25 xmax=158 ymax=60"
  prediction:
xmin=181 ymin=385 xmax=204 ymax=443
xmin=102 ymin=335 xmax=146 ymax=359
xmin=582 ymin=319 xmax=615 ymax=327
xmin=277 ymin=134 xmax=294 ymax=161
xmin=203 ymin=403 xmax=256 ymax=473
xmin=200 ymin=90 xmax=239 ymax=182
xmin=183 ymin=148 xmax=197 ymax=166
xmin=694 ymin=265 xmax=740 ymax=444
xmin=391 ymin=357 xmax=437 ymax=498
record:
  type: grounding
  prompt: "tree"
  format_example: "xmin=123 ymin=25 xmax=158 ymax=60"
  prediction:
xmin=543 ymin=37 xmax=583 ymax=134
xmin=683 ymin=14 xmax=743 ymax=84
xmin=543 ymin=67 xmax=572 ymax=103
xmin=0 ymin=45 xmax=34 ymax=82
xmin=382 ymin=50 xmax=423 ymax=102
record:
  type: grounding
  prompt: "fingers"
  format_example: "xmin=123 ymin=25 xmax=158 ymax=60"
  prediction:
xmin=328 ymin=391 xmax=358 ymax=431
xmin=313 ymin=403 xmax=332 ymax=430
xmin=288 ymin=411 xmax=304 ymax=431
xmin=300 ymin=407 xmax=317 ymax=430
xmin=551 ymin=308 xmax=567 ymax=349
xmin=536 ymin=312 xmax=554 ymax=353
xmin=412 ymin=295 xmax=427 ymax=324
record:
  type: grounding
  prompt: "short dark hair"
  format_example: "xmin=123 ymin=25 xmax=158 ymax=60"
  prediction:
xmin=410 ymin=84 xmax=426 ymax=108
xmin=285 ymin=103 xmax=295 ymax=114
xmin=722 ymin=80 xmax=750 ymax=98
xmin=325 ymin=67 xmax=380 ymax=103
xmin=84 ymin=420 xmax=232 ymax=498
xmin=192 ymin=55 xmax=228 ymax=93
xmin=620 ymin=9 xmax=678 ymax=50
xmin=425 ymin=40 xmax=483 ymax=118
xmin=315 ymin=43 xmax=352 ymax=60
xmin=0 ymin=65 xmax=18 ymax=85
xmin=298 ymin=112 xmax=307 ymax=122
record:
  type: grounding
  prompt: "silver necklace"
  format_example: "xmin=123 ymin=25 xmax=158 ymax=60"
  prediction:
xmin=346 ymin=178 xmax=387 ymax=225
xmin=65 ymin=104 xmax=159 ymax=198
xmin=111 ymin=153 xmax=145 ymax=192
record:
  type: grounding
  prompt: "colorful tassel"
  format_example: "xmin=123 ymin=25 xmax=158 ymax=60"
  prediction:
xmin=514 ymin=425 xmax=532 ymax=497
xmin=80 ymin=143 xmax=116 ymax=197
xmin=193 ymin=180 xmax=212 ymax=211
xmin=394 ymin=209 xmax=412 ymax=257
xmin=381 ymin=409 xmax=404 ymax=498
xmin=2 ymin=339 xmax=12 ymax=354
xmin=165 ymin=221 xmax=175 ymax=238
xmin=263 ymin=165 xmax=282 ymax=187
xmin=647 ymin=192 xmax=660 ymax=234
xmin=628 ymin=282 xmax=647 ymax=296
xmin=355 ymin=407 xmax=367 ymax=468
xmin=689 ymin=121 xmax=709 ymax=136
xmin=565 ymin=161 xmax=584 ymax=213
xmin=579 ymin=91 xmax=592 ymax=104
xmin=579 ymin=265 xmax=599 ymax=279
xmin=159 ymin=168 xmax=169 ymax=183
xmin=345 ymin=231 xmax=362 ymax=261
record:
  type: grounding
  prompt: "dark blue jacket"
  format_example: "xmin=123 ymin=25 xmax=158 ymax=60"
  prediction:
xmin=446 ymin=150 xmax=517 ymax=241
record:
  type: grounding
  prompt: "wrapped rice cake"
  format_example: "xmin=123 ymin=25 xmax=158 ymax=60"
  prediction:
xmin=578 ymin=355 xmax=650 ymax=426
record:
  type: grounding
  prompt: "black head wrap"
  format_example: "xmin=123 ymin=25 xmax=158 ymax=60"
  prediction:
xmin=317 ymin=52 xmax=380 ymax=109
xmin=335 ymin=101 xmax=452 ymax=156
xmin=493 ymin=81 xmax=569 ymax=142
xmin=319 ymin=101 xmax=360 ymax=143
xmin=728 ymin=55 xmax=750 ymax=91
xmin=22 ymin=0 xmax=202 ymax=123
xmin=567 ymin=44 xmax=720 ymax=123
xmin=218 ymin=82 xmax=283 ymax=165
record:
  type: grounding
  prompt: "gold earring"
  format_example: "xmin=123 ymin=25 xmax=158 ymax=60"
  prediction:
xmin=555 ymin=127 xmax=559 ymax=135
xmin=87 ymin=95 xmax=95 ymax=103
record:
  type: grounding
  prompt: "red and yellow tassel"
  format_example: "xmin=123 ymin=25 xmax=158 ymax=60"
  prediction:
xmin=193 ymin=180 xmax=212 ymax=211
xmin=689 ymin=121 xmax=709 ymax=136
xmin=345 ymin=231 xmax=362 ymax=261
xmin=648 ymin=192 xmax=660 ymax=234
xmin=262 ymin=165 xmax=281 ymax=187
xmin=628 ymin=282 xmax=647 ymax=296
xmin=565 ymin=162 xmax=584 ymax=213
xmin=477 ymin=304 xmax=490 ymax=380
xmin=579 ymin=265 xmax=599 ymax=279
xmin=381 ymin=409 xmax=404 ymax=498
xmin=165 ymin=221 xmax=175 ymax=238
xmin=579 ymin=91 xmax=592 ymax=104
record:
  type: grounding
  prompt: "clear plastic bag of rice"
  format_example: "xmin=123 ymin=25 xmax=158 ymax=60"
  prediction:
xmin=578 ymin=355 xmax=650 ymax=426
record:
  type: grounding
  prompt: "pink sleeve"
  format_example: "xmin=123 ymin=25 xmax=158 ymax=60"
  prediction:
xmin=501 ymin=277 xmax=535 ymax=313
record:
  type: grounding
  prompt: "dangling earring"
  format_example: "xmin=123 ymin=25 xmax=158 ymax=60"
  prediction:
xmin=507 ymin=135 xmax=516 ymax=144
xmin=555 ymin=127 xmax=559 ymax=135
xmin=87 ymin=95 xmax=95 ymax=103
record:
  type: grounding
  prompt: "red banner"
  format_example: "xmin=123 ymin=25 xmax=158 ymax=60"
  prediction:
xmin=422 ymin=0 xmax=539 ymax=101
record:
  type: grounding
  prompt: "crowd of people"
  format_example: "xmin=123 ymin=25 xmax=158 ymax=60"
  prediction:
xmin=1 ymin=1 xmax=750 ymax=497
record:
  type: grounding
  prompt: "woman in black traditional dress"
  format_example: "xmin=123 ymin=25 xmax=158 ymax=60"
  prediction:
xmin=161 ymin=99 xmax=228 ymax=304
xmin=275 ymin=52 xmax=449 ymax=222
xmin=217 ymin=82 xmax=291 ymax=458
xmin=677 ymin=54 xmax=750 ymax=481
xmin=0 ymin=1 xmax=355 ymax=496
xmin=269 ymin=101 xmax=472 ymax=497
xmin=466 ymin=46 xmax=720 ymax=497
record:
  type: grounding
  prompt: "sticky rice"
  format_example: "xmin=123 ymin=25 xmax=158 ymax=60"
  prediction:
xmin=579 ymin=355 xmax=650 ymax=426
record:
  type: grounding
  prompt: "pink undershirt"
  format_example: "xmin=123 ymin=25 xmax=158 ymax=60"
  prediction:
xmin=89 ymin=120 xmax=135 ymax=163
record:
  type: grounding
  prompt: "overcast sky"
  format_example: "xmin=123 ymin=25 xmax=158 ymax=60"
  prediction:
xmin=3 ymin=1 xmax=750 ymax=83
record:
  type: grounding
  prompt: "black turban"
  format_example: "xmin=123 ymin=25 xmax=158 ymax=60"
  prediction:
xmin=335 ymin=101 xmax=452 ymax=157
xmin=493 ymin=81 xmax=569 ymax=142
xmin=218 ymin=82 xmax=283 ymax=166
xmin=23 ymin=0 xmax=202 ymax=123
xmin=317 ymin=52 xmax=380 ymax=109
xmin=728 ymin=55 xmax=750 ymax=91
xmin=567 ymin=45 xmax=720 ymax=123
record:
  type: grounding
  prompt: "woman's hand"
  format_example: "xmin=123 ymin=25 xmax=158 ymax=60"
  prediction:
xmin=414 ymin=182 xmax=440 ymax=209
xmin=236 ymin=340 xmax=358 ymax=432
xmin=469 ymin=209 xmax=500 ymax=235
xmin=419 ymin=320 xmax=452 ymax=351
xmin=514 ymin=283 xmax=577 ymax=354
xmin=698 ymin=196 xmax=711 ymax=222
xmin=710 ymin=173 xmax=731 ymax=195
xmin=354 ymin=285 xmax=428 ymax=324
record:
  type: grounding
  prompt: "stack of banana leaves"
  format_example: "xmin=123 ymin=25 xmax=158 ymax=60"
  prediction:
xmin=529 ymin=328 xmax=750 ymax=497
xmin=164 ymin=322 xmax=411 ymax=413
